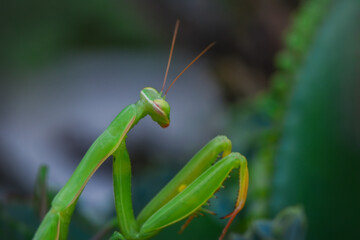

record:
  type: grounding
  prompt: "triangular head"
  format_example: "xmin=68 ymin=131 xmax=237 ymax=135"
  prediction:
xmin=140 ymin=87 xmax=170 ymax=128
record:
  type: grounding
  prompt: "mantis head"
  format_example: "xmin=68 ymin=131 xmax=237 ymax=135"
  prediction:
xmin=139 ymin=20 xmax=214 ymax=129
xmin=140 ymin=87 xmax=170 ymax=128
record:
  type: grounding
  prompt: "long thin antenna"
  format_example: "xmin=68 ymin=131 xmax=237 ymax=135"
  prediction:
xmin=160 ymin=20 xmax=180 ymax=94
xmin=164 ymin=41 xmax=216 ymax=96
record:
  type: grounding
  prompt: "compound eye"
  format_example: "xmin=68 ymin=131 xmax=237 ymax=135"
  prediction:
xmin=153 ymin=99 xmax=170 ymax=115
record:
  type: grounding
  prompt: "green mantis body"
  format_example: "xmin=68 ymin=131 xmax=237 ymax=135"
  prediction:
xmin=33 ymin=21 xmax=249 ymax=240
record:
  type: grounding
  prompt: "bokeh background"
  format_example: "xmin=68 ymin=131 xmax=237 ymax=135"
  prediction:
xmin=0 ymin=0 xmax=359 ymax=239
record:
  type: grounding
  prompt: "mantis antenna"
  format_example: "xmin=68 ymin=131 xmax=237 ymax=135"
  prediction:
xmin=164 ymin=41 xmax=216 ymax=97
xmin=161 ymin=19 xmax=180 ymax=94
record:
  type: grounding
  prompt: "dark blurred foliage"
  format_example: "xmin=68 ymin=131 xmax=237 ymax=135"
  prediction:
xmin=0 ymin=0 xmax=158 ymax=70
xmin=271 ymin=0 xmax=360 ymax=239
xmin=1 ymin=0 xmax=359 ymax=239
xmin=231 ymin=206 xmax=306 ymax=240
xmin=227 ymin=0 xmax=333 ymax=221
xmin=227 ymin=0 xmax=360 ymax=240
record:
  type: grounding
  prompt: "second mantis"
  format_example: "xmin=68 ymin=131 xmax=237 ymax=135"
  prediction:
xmin=33 ymin=20 xmax=249 ymax=240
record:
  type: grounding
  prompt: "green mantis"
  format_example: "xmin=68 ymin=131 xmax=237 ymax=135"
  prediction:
xmin=33 ymin=20 xmax=249 ymax=240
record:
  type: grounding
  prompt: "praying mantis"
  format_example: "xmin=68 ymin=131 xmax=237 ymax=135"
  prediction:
xmin=33 ymin=20 xmax=249 ymax=240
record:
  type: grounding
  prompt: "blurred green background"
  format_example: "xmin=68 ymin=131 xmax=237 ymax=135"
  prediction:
xmin=0 ymin=0 xmax=359 ymax=239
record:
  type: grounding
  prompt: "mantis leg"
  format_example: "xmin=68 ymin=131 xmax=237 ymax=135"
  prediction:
xmin=112 ymin=141 xmax=139 ymax=240
xmin=33 ymin=210 xmax=60 ymax=240
xmin=139 ymin=152 xmax=249 ymax=240
xmin=33 ymin=105 xmax=137 ymax=240
xmin=137 ymin=136 xmax=232 ymax=225
xmin=33 ymin=198 xmax=78 ymax=240
xmin=112 ymin=136 xmax=240 ymax=240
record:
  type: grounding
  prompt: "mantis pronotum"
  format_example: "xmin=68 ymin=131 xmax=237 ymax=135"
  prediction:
xmin=33 ymin=20 xmax=249 ymax=240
